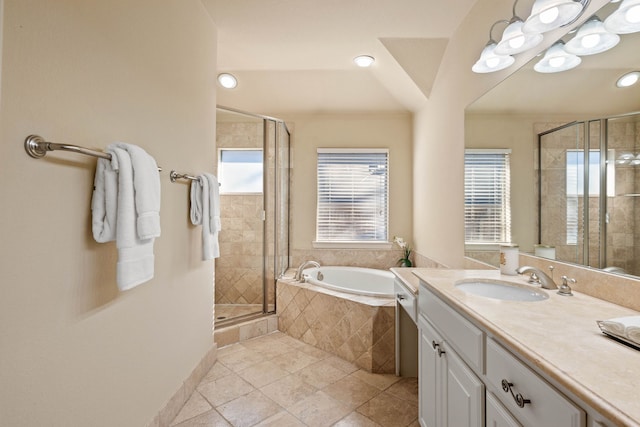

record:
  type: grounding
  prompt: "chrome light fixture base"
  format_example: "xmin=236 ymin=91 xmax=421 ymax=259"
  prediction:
xmin=523 ymin=0 xmax=591 ymax=34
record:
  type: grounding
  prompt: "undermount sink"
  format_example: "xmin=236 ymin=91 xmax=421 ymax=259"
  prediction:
xmin=455 ymin=280 xmax=549 ymax=302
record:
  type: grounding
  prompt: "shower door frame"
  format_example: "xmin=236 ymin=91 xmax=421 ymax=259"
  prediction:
xmin=215 ymin=105 xmax=290 ymax=325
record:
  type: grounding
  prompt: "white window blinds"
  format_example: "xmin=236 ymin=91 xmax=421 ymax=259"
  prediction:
xmin=316 ymin=149 xmax=389 ymax=242
xmin=464 ymin=149 xmax=511 ymax=243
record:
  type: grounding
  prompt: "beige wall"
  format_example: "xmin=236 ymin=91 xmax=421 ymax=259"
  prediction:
xmin=412 ymin=0 xmax=610 ymax=268
xmin=281 ymin=113 xmax=413 ymax=258
xmin=0 ymin=1 xmax=217 ymax=426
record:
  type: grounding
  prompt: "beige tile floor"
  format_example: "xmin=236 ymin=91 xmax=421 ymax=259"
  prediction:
xmin=170 ymin=331 xmax=419 ymax=427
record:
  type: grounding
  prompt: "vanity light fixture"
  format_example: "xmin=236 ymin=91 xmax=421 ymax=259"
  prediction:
xmin=522 ymin=0 xmax=589 ymax=34
xmin=472 ymin=20 xmax=516 ymax=73
xmin=604 ymin=0 xmax=640 ymax=34
xmin=217 ymin=73 xmax=238 ymax=89
xmin=534 ymin=41 xmax=582 ymax=72
xmin=565 ymin=16 xmax=620 ymax=55
xmin=616 ymin=70 xmax=640 ymax=87
xmin=353 ymin=55 xmax=375 ymax=67
xmin=495 ymin=0 xmax=544 ymax=55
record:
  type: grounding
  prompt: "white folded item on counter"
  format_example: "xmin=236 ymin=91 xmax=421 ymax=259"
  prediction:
xmin=597 ymin=316 xmax=640 ymax=347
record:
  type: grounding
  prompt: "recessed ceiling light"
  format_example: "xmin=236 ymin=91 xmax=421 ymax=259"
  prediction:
xmin=217 ymin=73 xmax=238 ymax=89
xmin=353 ymin=55 xmax=375 ymax=67
xmin=616 ymin=71 xmax=640 ymax=87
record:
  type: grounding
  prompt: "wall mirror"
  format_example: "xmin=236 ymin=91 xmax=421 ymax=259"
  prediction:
xmin=465 ymin=1 xmax=640 ymax=277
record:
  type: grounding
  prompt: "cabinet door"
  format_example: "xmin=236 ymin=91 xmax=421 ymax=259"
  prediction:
xmin=444 ymin=343 xmax=484 ymax=427
xmin=487 ymin=392 xmax=522 ymax=427
xmin=418 ymin=315 xmax=443 ymax=427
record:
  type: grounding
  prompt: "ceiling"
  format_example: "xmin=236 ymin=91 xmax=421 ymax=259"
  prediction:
xmin=202 ymin=0 xmax=477 ymax=115
xmin=203 ymin=0 xmax=640 ymax=117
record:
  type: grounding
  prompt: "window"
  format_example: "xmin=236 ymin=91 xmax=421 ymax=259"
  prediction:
xmin=565 ymin=149 xmax=615 ymax=244
xmin=316 ymin=149 xmax=389 ymax=242
xmin=218 ymin=149 xmax=263 ymax=194
xmin=464 ymin=149 xmax=511 ymax=244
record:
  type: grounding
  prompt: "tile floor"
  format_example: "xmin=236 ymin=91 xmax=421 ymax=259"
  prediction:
xmin=170 ymin=331 xmax=419 ymax=427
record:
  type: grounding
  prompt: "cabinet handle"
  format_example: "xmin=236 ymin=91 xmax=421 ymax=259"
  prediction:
xmin=431 ymin=340 xmax=446 ymax=356
xmin=397 ymin=293 xmax=406 ymax=301
xmin=501 ymin=379 xmax=531 ymax=408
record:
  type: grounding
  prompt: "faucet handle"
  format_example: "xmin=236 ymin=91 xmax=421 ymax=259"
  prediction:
xmin=557 ymin=276 xmax=575 ymax=296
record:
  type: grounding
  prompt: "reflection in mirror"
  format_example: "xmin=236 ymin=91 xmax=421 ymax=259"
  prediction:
xmin=465 ymin=1 xmax=640 ymax=276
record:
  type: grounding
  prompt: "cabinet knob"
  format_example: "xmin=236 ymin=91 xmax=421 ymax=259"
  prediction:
xmin=501 ymin=379 xmax=531 ymax=408
xmin=431 ymin=340 xmax=439 ymax=350
xmin=437 ymin=347 xmax=446 ymax=357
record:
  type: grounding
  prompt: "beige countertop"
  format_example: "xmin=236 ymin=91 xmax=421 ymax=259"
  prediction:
xmin=411 ymin=268 xmax=640 ymax=427
xmin=390 ymin=267 xmax=420 ymax=294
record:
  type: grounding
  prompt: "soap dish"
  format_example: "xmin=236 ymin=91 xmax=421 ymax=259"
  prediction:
xmin=597 ymin=320 xmax=640 ymax=351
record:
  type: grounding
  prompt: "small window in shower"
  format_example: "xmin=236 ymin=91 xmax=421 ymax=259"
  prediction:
xmin=218 ymin=149 xmax=263 ymax=194
xmin=565 ymin=149 xmax=615 ymax=244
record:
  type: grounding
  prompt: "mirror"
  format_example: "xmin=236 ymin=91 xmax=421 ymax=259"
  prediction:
xmin=465 ymin=1 xmax=640 ymax=276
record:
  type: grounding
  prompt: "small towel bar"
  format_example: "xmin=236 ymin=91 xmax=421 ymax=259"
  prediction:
xmin=24 ymin=135 xmax=162 ymax=171
xmin=169 ymin=170 xmax=199 ymax=183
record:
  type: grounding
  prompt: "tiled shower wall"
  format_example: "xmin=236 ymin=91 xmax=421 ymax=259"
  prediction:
xmin=216 ymin=121 xmax=265 ymax=305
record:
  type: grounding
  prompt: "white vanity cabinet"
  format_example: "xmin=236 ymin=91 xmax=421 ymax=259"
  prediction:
xmin=418 ymin=282 xmax=588 ymax=427
xmin=418 ymin=292 xmax=484 ymax=427
xmin=486 ymin=392 xmax=522 ymax=427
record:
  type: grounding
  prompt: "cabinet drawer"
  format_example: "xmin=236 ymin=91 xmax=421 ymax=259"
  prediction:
xmin=486 ymin=338 xmax=585 ymax=427
xmin=395 ymin=279 xmax=417 ymax=323
xmin=419 ymin=286 xmax=484 ymax=372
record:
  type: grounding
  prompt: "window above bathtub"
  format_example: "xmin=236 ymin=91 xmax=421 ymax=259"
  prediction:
xmin=315 ymin=149 xmax=389 ymax=247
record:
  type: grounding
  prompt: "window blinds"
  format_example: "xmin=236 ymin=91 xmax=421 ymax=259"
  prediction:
xmin=464 ymin=149 xmax=511 ymax=243
xmin=316 ymin=149 xmax=389 ymax=242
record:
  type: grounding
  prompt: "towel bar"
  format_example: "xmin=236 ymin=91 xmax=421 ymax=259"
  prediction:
xmin=169 ymin=170 xmax=199 ymax=183
xmin=24 ymin=135 xmax=162 ymax=171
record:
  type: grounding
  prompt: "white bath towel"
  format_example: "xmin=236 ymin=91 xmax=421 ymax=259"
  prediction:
xmin=91 ymin=143 xmax=161 ymax=290
xmin=190 ymin=173 xmax=221 ymax=260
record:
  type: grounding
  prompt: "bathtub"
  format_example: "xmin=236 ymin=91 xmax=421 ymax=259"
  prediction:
xmin=277 ymin=265 xmax=396 ymax=373
xmin=301 ymin=266 xmax=395 ymax=298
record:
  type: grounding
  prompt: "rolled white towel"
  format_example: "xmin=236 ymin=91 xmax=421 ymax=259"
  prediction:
xmin=598 ymin=318 xmax=628 ymax=337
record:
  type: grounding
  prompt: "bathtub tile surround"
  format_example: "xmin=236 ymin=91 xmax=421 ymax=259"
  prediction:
xmin=277 ymin=279 xmax=396 ymax=374
xmin=291 ymin=248 xmax=448 ymax=271
xmin=169 ymin=332 xmax=418 ymax=427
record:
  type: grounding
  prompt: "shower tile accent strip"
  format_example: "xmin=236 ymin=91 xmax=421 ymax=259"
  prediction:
xmin=276 ymin=279 xmax=396 ymax=374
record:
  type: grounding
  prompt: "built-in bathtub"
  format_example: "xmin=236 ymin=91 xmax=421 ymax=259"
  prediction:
xmin=276 ymin=266 xmax=396 ymax=373
xmin=301 ymin=266 xmax=395 ymax=298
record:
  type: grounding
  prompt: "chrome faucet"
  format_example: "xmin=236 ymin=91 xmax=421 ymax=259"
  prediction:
xmin=294 ymin=260 xmax=320 ymax=282
xmin=516 ymin=266 xmax=557 ymax=290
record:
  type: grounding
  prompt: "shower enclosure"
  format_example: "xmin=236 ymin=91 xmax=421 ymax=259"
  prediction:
xmin=214 ymin=106 xmax=290 ymax=325
xmin=538 ymin=112 xmax=640 ymax=276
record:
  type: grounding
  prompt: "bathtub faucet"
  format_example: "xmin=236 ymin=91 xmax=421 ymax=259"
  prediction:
xmin=294 ymin=260 xmax=320 ymax=282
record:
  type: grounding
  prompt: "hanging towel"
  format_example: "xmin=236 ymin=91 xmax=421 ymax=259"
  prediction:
xmin=91 ymin=143 xmax=161 ymax=290
xmin=190 ymin=173 xmax=221 ymax=260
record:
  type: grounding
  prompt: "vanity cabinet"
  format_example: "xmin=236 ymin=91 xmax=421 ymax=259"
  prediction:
xmin=486 ymin=392 xmax=522 ymax=427
xmin=418 ymin=315 xmax=484 ymax=427
xmin=418 ymin=283 xmax=588 ymax=427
